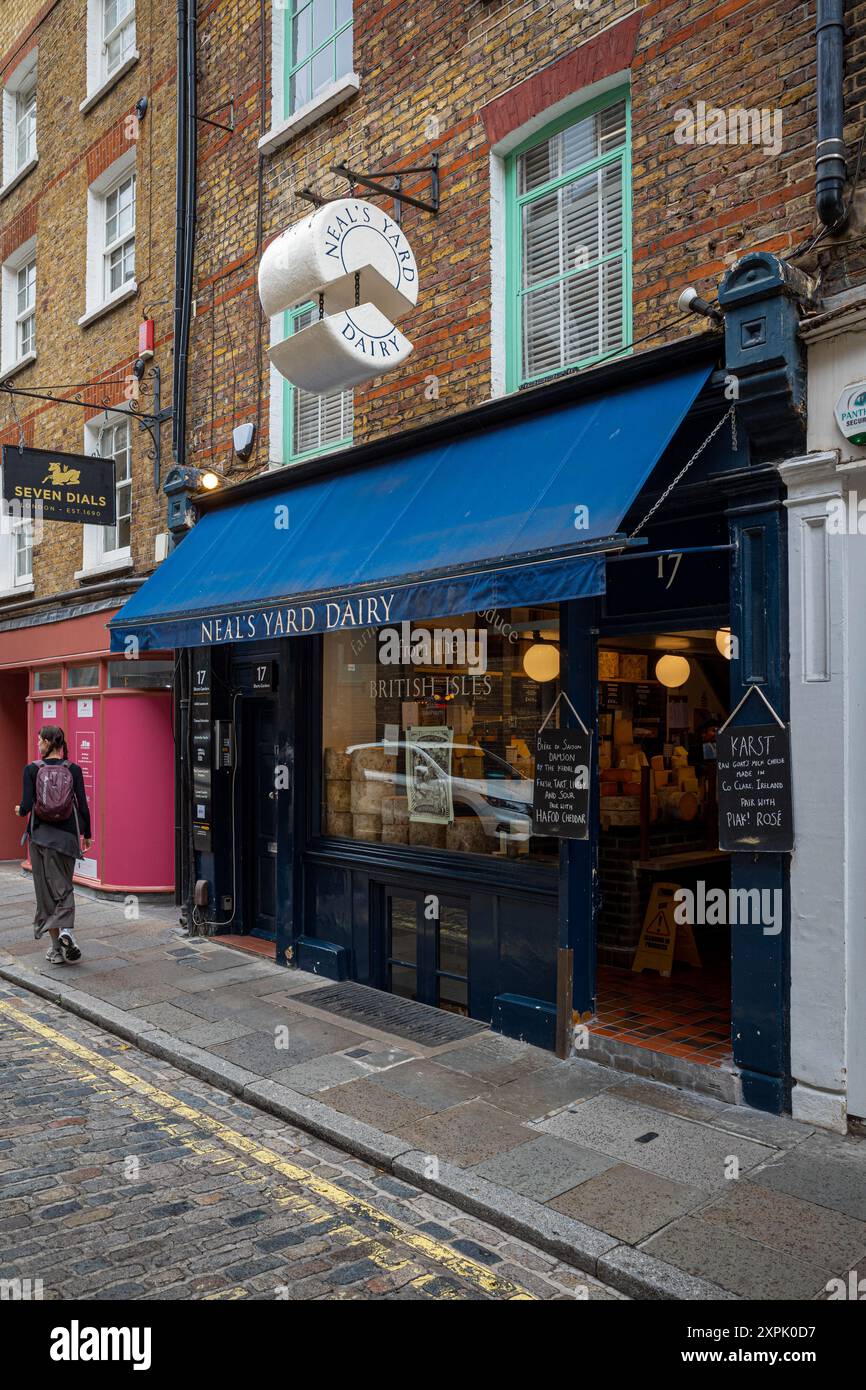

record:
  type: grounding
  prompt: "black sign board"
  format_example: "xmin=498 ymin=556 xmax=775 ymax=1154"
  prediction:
xmin=2 ymin=446 xmax=116 ymax=524
xmin=252 ymin=659 xmax=276 ymax=693
xmin=532 ymin=727 xmax=592 ymax=840
xmin=717 ymin=722 xmax=794 ymax=852
xmin=602 ymin=681 xmax=622 ymax=710
xmin=190 ymin=651 xmax=212 ymax=851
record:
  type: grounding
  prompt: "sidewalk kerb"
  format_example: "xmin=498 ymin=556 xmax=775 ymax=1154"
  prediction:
xmin=0 ymin=961 xmax=742 ymax=1301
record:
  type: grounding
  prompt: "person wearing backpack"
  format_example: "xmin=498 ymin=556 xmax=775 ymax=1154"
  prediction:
xmin=15 ymin=725 xmax=92 ymax=965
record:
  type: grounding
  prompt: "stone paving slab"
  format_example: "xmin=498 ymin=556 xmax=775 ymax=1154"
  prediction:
xmin=549 ymin=1163 xmax=704 ymax=1244
xmin=640 ymin=1214 xmax=832 ymax=1300
xmin=749 ymin=1135 xmax=866 ymax=1222
xmin=535 ymin=1093 xmax=775 ymax=1190
xmin=366 ymin=1058 xmax=488 ymax=1112
xmin=695 ymin=1179 xmax=866 ymax=1269
xmin=399 ymin=1100 xmax=536 ymax=1167
xmin=471 ymin=1135 xmax=618 ymax=1201
xmin=487 ymin=1062 xmax=612 ymax=1119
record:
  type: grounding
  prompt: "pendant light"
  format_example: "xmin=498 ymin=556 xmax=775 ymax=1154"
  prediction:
xmin=715 ymin=627 xmax=733 ymax=659
xmin=523 ymin=637 xmax=560 ymax=682
xmin=655 ymin=654 xmax=691 ymax=688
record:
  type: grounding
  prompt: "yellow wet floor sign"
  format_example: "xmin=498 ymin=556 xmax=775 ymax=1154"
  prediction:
xmin=632 ymin=881 xmax=701 ymax=975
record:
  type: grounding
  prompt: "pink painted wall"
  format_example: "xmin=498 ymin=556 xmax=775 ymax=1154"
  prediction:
xmin=102 ymin=694 xmax=174 ymax=889
xmin=0 ymin=672 xmax=29 ymax=859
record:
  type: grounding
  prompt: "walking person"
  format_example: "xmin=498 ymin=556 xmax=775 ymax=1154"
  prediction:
xmin=15 ymin=725 xmax=92 ymax=965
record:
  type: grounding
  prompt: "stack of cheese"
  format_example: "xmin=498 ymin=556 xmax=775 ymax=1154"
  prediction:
xmin=323 ymin=749 xmax=352 ymax=836
xmin=349 ymin=746 xmax=396 ymax=841
xmin=654 ymin=747 xmax=700 ymax=821
xmin=381 ymin=795 xmax=409 ymax=844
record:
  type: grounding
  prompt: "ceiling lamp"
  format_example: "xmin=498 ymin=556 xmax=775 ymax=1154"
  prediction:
xmin=655 ymin=654 xmax=691 ymax=688
xmin=715 ymin=627 xmax=733 ymax=660
xmin=523 ymin=641 xmax=560 ymax=683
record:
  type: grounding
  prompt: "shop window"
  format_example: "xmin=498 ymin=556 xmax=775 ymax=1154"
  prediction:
xmin=284 ymin=0 xmax=353 ymax=118
xmin=107 ymin=659 xmax=174 ymax=689
xmin=81 ymin=152 xmax=136 ymax=323
xmin=505 ymin=90 xmax=631 ymax=390
xmin=1 ymin=49 xmax=37 ymax=193
xmin=68 ymin=664 xmax=100 ymax=689
xmin=0 ymin=236 xmax=37 ymax=376
xmin=276 ymin=303 xmax=354 ymax=463
xmin=33 ymin=668 xmax=61 ymax=691
xmin=321 ymin=607 xmax=562 ymax=862
xmin=80 ymin=413 xmax=133 ymax=575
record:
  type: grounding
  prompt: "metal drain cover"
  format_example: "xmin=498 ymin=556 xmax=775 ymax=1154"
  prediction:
xmin=296 ymin=981 xmax=486 ymax=1046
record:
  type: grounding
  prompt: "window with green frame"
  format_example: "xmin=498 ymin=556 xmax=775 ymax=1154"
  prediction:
xmin=284 ymin=0 xmax=353 ymax=118
xmin=281 ymin=304 xmax=354 ymax=462
xmin=505 ymin=88 xmax=632 ymax=390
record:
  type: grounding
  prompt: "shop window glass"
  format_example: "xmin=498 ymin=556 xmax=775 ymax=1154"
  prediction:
xmin=107 ymin=659 xmax=174 ymax=690
xmin=33 ymin=667 xmax=61 ymax=691
xmin=67 ymin=664 xmax=100 ymax=689
xmin=321 ymin=607 xmax=562 ymax=862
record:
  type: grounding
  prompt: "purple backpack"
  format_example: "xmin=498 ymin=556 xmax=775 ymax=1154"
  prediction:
xmin=34 ymin=760 xmax=75 ymax=822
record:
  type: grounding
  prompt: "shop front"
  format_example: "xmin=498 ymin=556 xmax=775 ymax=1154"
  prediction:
xmin=110 ymin=323 xmax=796 ymax=1115
xmin=0 ymin=603 xmax=175 ymax=895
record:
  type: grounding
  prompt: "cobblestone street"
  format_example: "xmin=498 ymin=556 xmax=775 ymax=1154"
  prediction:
xmin=0 ymin=984 xmax=619 ymax=1301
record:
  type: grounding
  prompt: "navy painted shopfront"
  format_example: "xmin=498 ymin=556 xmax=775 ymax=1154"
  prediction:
xmin=112 ymin=253 xmax=805 ymax=1115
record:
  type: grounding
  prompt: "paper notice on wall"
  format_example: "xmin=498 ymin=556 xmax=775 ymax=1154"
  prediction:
xmin=667 ymin=695 xmax=689 ymax=732
xmin=406 ymin=725 xmax=453 ymax=824
xmin=384 ymin=722 xmax=400 ymax=750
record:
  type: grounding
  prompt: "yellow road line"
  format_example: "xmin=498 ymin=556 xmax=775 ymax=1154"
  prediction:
xmin=0 ymin=998 xmax=536 ymax=1300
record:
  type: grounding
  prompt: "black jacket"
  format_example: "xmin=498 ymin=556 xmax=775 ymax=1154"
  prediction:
xmin=19 ymin=759 xmax=92 ymax=846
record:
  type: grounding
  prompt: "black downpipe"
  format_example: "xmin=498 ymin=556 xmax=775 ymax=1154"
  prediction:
xmin=816 ymin=0 xmax=848 ymax=229
xmin=172 ymin=0 xmax=189 ymax=463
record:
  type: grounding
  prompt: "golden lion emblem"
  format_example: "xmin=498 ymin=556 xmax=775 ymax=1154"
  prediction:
xmin=41 ymin=462 xmax=82 ymax=486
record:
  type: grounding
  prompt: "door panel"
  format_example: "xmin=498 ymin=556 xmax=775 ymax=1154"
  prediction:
xmin=247 ymin=699 xmax=278 ymax=939
xmin=382 ymin=887 xmax=469 ymax=1014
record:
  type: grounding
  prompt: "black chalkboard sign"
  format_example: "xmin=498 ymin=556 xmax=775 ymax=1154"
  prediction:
xmin=717 ymin=722 xmax=794 ymax=852
xmin=532 ymin=728 xmax=592 ymax=840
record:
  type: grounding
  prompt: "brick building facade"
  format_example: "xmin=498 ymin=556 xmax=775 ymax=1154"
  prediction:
xmin=0 ymin=0 xmax=177 ymax=890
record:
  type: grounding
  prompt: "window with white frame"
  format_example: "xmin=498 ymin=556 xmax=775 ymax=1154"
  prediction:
xmin=504 ymin=90 xmax=631 ymax=390
xmin=275 ymin=303 xmax=353 ymax=462
xmin=82 ymin=153 xmax=136 ymax=321
xmin=1 ymin=49 xmax=38 ymax=190
xmin=84 ymin=0 xmax=137 ymax=105
xmin=0 ymin=468 xmax=33 ymax=594
xmin=103 ymin=0 xmax=137 ymax=78
xmin=0 ymin=237 xmax=37 ymax=377
xmin=81 ymin=414 xmax=132 ymax=572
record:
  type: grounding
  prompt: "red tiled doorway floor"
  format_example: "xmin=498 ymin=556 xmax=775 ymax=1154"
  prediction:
xmin=589 ymin=962 xmax=732 ymax=1066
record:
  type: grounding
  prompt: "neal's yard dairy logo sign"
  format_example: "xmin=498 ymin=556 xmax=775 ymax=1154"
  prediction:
xmin=258 ymin=198 xmax=419 ymax=393
xmin=199 ymin=592 xmax=398 ymax=644
xmin=2 ymin=445 xmax=116 ymax=524
xmin=835 ymin=383 xmax=866 ymax=446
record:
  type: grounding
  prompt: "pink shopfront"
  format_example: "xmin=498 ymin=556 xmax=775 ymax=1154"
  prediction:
xmin=0 ymin=608 xmax=174 ymax=894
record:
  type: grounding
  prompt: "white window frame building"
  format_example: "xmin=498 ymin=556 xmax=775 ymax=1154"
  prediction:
xmin=0 ymin=236 xmax=37 ymax=379
xmin=80 ymin=150 xmax=137 ymax=326
xmin=82 ymin=0 xmax=138 ymax=113
xmin=261 ymin=0 xmax=358 ymax=156
xmin=1 ymin=48 xmax=38 ymax=197
xmin=78 ymin=409 xmax=134 ymax=579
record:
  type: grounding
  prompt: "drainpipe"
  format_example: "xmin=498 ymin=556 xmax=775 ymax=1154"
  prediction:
xmin=816 ymin=0 xmax=848 ymax=230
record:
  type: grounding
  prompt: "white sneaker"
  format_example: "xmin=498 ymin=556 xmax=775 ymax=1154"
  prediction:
xmin=45 ymin=945 xmax=65 ymax=964
xmin=58 ymin=930 xmax=81 ymax=963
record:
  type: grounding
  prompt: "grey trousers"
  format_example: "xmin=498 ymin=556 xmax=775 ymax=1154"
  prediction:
xmin=30 ymin=842 xmax=76 ymax=938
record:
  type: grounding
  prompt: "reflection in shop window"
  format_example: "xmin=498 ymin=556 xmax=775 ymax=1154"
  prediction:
xmin=321 ymin=607 xmax=562 ymax=862
xmin=67 ymin=664 xmax=99 ymax=689
xmin=107 ymin=659 xmax=174 ymax=690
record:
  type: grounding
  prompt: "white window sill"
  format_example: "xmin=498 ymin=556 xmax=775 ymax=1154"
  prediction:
xmin=0 ymin=156 xmax=38 ymax=200
xmin=80 ymin=52 xmax=140 ymax=114
xmin=78 ymin=282 xmax=137 ymax=328
xmin=75 ymin=555 xmax=133 ymax=583
xmin=0 ymin=582 xmax=35 ymax=601
xmin=0 ymin=351 xmax=37 ymax=382
xmin=259 ymin=73 xmax=360 ymax=155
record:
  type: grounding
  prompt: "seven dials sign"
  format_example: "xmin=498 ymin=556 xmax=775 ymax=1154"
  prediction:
xmin=258 ymin=198 xmax=419 ymax=393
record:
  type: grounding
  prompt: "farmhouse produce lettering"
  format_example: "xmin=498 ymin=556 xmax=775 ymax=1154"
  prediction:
xmin=717 ymin=722 xmax=794 ymax=852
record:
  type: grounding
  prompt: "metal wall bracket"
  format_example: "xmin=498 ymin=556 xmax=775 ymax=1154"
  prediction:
xmin=195 ymin=97 xmax=235 ymax=133
xmin=1 ymin=366 xmax=171 ymax=492
xmin=330 ymin=154 xmax=440 ymax=226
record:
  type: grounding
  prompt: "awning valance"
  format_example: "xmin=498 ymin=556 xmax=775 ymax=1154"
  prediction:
xmin=110 ymin=363 xmax=711 ymax=652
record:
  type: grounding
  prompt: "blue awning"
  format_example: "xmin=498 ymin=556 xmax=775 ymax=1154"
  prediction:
xmin=111 ymin=364 xmax=711 ymax=651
